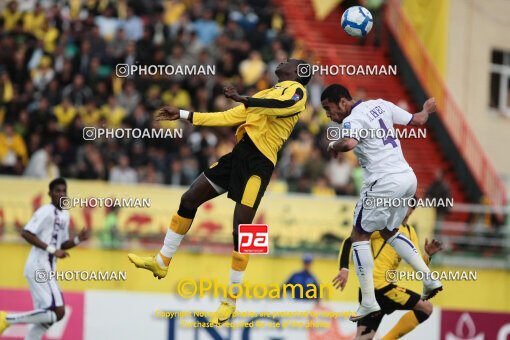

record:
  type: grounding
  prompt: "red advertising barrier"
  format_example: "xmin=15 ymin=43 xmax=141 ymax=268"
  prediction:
xmin=0 ymin=289 xmax=84 ymax=340
xmin=441 ymin=310 xmax=510 ymax=340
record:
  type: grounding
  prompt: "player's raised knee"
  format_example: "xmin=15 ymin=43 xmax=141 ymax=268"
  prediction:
xmin=415 ymin=299 xmax=433 ymax=316
xmin=423 ymin=300 xmax=433 ymax=315
xmin=180 ymin=190 xmax=198 ymax=209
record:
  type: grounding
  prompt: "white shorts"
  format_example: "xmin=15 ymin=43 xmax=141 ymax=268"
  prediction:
xmin=353 ymin=171 xmax=417 ymax=233
xmin=25 ymin=268 xmax=64 ymax=309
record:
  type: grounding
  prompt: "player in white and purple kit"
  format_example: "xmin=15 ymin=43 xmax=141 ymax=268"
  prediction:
xmin=0 ymin=178 xmax=89 ymax=340
xmin=321 ymin=84 xmax=442 ymax=321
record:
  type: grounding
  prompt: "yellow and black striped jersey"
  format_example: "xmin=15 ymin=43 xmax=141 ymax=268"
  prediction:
xmin=191 ymin=80 xmax=307 ymax=165
xmin=338 ymin=224 xmax=430 ymax=289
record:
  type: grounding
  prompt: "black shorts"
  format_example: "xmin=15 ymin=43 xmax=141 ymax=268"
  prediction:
xmin=357 ymin=284 xmax=421 ymax=330
xmin=203 ymin=134 xmax=274 ymax=210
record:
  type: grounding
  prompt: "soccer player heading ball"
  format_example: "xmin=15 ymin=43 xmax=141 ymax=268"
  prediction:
xmin=321 ymin=84 xmax=442 ymax=321
xmin=128 ymin=59 xmax=311 ymax=325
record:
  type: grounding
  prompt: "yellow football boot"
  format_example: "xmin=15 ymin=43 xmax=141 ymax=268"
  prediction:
xmin=127 ymin=253 xmax=169 ymax=279
xmin=211 ymin=301 xmax=236 ymax=326
xmin=0 ymin=311 xmax=10 ymax=335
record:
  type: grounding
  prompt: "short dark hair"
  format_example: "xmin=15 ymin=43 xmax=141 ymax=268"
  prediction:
xmin=49 ymin=177 xmax=67 ymax=191
xmin=321 ymin=84 xmax=352 ymax=102
xmin=295 ymin=59 xmax=312 ymax=86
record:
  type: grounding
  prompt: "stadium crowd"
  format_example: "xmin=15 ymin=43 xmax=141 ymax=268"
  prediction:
xmin=0 ymin=0 xmax=363 ymax=196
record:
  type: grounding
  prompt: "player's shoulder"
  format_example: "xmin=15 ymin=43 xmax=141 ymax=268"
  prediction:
xmin=35 ymin=204 xmax=56 ymax=216
xmin=278 ymin=80 xmax=306 ymax=92
xmin=359 ymin=98 xmax=391 ymax=109
xmin=374 ymin=98 xmax=398 ymax=111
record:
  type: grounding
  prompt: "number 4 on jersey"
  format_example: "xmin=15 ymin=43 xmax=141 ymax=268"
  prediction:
xmin=378 ymin=118 xmax=398 ymax=148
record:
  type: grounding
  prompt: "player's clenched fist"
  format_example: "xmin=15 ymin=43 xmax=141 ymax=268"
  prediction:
xmin=223 ymin=86 xmax=247 ymax=104
xmin=423 ymin=98 xmax=436 ymax=114
xmin=156 ymin=106 xmax=179 ymax=121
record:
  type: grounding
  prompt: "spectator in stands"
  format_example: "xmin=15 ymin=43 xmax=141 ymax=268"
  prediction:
xmin=192 ymin=9 xmax=220 ymax=45
xmin=95 ymin=6 xmax=120 ymax=41
xmin=53 ymin=97 xmax=77 ymax=129
xmin=162 ymin=82 xmax=191 ymax=108
xmin=122 ymin=6 xmax=143 ymax=42
xmin=0 ymin=71 xmax=14 ymax=123
xmin=101 ymin=95 xmax=126 ymax=128
xmin=325 ymin=153 xmax=355 ymax=196
xmin=179 ymin=145 xmax=199 ymax=181
xmin=2 ymin=1 xmax=21 ymax=32
xmin=284 ymin=254 xmax=320 ymax=300
xmin=23 ymin=142 xmax=57 ymax=179
xmin=311 ymin=177 xmax=336 ymax=196
xmin=62 ymin=74 xmax=94 ymax=107
xmin=32 ymin=56 xmax=55 ymax=92
xmin=0 ymin=122 xmax=28 ymax=174
xmin=230 ymin=2 xmax=259 ymax=32
xmin=100 ymin=206 xmax=122 ymax=249
xmin=303 ymin=149 xmax=326 ymax=184
xmin=117 ymin=81 xmax=140 ymax=115
xmin=124 ymin=104 xmax=150 ymax=130
xmin=79 ymin=101 xmax=102 ymax=126
xmin=107 ymin=28 xmax=129 ymax=62
xmin=109 ymin=154 xmax=137 ymax=184
xmin=239 ymin=51 xmax=266 ymax=86
xmin=53 ymin=134 xmax=76 ymax=177
xmin=76 ymin=144 xmax=106 ymax=180
xmin=139 ymin=162 xmax=164 ymax=184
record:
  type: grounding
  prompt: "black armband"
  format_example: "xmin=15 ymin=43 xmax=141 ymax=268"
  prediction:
xmin=339 ymin=237 xmax=352 ymax=270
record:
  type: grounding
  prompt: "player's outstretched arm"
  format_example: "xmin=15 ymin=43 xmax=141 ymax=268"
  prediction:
xmin=156 ymin=102 xmax=247 ymax=127
xmin=21 ymin=230 xmax=69 ymax=258
xmin=333 ymin=237 xmax=352 ymax=291
xmin=61 ymin=228 xmax=90 ymax=250
xmin=224 ymin=85 xmax=305 ymax=117
xmin=328 ymin=138 xmax=359 ymax=155
xmin=409 ymin=98 xmax=436 ymax=126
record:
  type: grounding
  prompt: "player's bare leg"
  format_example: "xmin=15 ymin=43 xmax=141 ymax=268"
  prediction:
xmin=380 ymin=229 xmax=442 ymax=299
xmin=0 ymin=305 xmax=65 ymax=338
xmin=212 ymin=203 xmax=256 ymax=326
xmin=128 ymin=174 xmax=221 ymax=279
xmin=382 ymin=300 xmax=432 ymax=339
xmin=349 ymin=227 xmax=381 ymax=321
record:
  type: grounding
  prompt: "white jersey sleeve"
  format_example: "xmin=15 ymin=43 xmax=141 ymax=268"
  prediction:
xmin=24 ymin=205 xmax=53 ymax=236
xmin=385 ymin=101 xmax=414 ymax=125
xmin=341 ymin=115 xmax=365 ymax=141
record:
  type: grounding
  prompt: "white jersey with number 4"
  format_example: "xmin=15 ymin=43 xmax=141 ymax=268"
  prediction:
xmin=23 ymin=204 xmax=70 ymax=275
xmin=342 ymin=99 xmax=414 ymax=184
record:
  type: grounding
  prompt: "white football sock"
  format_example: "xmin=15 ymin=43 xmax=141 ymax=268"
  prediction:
xmin=352 ymin=241 xmax=377 ymax=306
xmin=6 ymin=309 xmax=56 ymax=324
xmin=226 ymin=269 xmax=244 ymax=305
xmin=25 ymin=323 xmax=50 ymax=340
xmin=157 ymin=229 xmax=185 ymax=266
xmin=388 ymin=232 xmax=432 ymax=281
